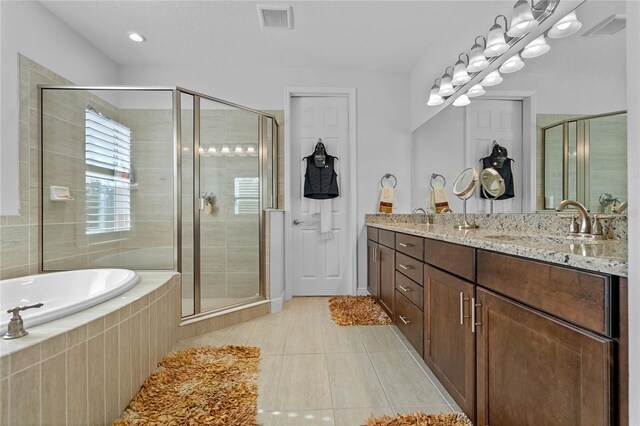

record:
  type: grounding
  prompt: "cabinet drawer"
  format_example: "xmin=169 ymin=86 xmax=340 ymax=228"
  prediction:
xmin=396 ymin=252 xmax=423 ymax=285
xmin=477 ymin=250 xmax=611 ymax=336
xmin=396 ymin=233 xmax=424 ymax=260
xmin=379 ymin=229 xmax=395 ymax=248
xmin=396 ymin=271 xmax=424 ymax=311
xmin=367 ymin=226 xmax=379 ymax=242
xmin=425 ymin=239 xmax=476 ymax=282
xmin=395 ymin=291 xmax=424 ymax=356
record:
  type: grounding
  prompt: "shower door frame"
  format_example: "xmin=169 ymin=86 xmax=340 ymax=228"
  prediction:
xmin=176 ymin=87 xmax=278 ymax=318
xmin=38 ymin=85 xmax=278 ymax=319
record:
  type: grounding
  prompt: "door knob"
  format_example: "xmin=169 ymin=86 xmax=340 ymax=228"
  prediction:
xmin=293 ymin=219 xmax=304 ymax=225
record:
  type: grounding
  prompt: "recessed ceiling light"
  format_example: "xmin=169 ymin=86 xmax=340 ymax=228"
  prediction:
xmin=128 ymin=33 xmax=145 ymax=42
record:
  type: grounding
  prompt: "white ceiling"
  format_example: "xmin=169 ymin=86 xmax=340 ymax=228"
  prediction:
xmin=40 ymin=0 xmax=514 ymax=73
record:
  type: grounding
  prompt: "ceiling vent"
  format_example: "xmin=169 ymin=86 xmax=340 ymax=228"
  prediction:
xmin=257 ymin=5 xmax=293 ymax=30
xmin=583 ymin=14 xmax=626 ymax=37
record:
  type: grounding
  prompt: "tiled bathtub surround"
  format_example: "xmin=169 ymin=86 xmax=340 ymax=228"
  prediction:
xmin=0 ymin=272 xmax=180 ymax=425
xmin=367 ymin=212 xmax=628 ymax=241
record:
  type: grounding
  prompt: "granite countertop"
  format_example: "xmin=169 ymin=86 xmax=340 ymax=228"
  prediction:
xmin=366 ymin=222 xmax=628 ymax=277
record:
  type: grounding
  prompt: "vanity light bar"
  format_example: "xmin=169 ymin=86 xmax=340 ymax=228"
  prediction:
xmin=427 ymin=0 xmax=581 ymax=108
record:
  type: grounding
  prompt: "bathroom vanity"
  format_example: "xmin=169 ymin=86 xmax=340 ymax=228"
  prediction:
xmin=366 ymin=218 xmax=628 ymax=426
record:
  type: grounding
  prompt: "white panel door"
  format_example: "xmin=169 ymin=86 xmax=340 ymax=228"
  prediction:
xmin=467 ymin=99 xmax=523 ymax=213
xmin=290 ymin=96 xmax=350 ymax=295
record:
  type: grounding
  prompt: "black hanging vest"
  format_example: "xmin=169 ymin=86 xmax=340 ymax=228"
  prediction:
xmin=480 ymin=144 xmax=514 ymax=200
xmin=304 ymin=154 xmax=339 ymax=199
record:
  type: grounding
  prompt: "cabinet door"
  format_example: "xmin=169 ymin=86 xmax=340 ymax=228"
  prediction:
xmin=378 ymin=244 xmax=395 ymax=317
xmin=476 ymin=288 xmax=613 ymax=426
xmin=424 ymin=265 xmax=476 ymax=422
xmin=367 ymin=240 xmax=379 ymax=298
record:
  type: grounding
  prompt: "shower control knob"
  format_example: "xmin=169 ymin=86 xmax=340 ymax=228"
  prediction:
xmin=293 ymin=219 xmax=304 ymax=225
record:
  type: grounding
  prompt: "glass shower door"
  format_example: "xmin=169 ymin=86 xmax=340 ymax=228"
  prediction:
xmin=197 ymin=98 xmax=262 ymax=312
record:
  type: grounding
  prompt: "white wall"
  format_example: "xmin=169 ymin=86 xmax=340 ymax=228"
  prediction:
xmin=0 ymin=0 xmax=118 ymax=215
xmin=626 ymin=1 xmax=639 ymax=423
xmin=411 ymin=106 xmax=466 ymax=213
xmin=119 ymin=65 xmax=412 ymax=293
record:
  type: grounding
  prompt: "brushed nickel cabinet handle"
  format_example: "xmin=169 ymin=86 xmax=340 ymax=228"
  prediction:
xmin=460 ymin=292 xmax=470 ymax=325
xmin=398 ymin=285 xmax=412 ymax=292
xmin=398 ymin=264 xmax=411 ymax=270
xmin=472 ymin=298 xmax=482 ymax=333
xmin=398 ymin=242 xmax=413 ymax=248
xmin=373 ymin=246 xmax=376 ymax=263
xmin=399 ymin=315 xmax=411 ymax=325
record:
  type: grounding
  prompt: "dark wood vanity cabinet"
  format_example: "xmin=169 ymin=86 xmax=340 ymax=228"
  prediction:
xmin=475 ymin=287 xmax=613 ymax=426
xmin=367 ymin=239 xmax=379 ymax=298
xmin=365 ymin=226 xmax=625 ymax=425
xmin=378 ymin=244 xmax=395 ymax=317
xmin=423 ymin=265 xmax=476 ymax=422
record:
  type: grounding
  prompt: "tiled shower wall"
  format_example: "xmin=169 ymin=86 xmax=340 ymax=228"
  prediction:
xmin=0 ymin=54 xmax=286 ymax=291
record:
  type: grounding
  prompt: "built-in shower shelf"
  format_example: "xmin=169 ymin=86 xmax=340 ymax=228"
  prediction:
xmin=49 ymin=186 xmax=74 ymax=201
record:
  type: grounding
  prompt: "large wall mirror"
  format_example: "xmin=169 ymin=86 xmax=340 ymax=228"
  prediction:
xmin=411 ymin=0 xmax=627 ymax=215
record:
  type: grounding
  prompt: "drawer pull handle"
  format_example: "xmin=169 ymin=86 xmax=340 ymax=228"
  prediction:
xmin=399 ymin=315 xmax=411 ymax=325
xmin=398 ymin=285 xmax=412 ymax=292
xmin=398 ymin=264 xmax=412 ymax=270
xmin=459 ymin=292 xmax=470 ymax=325
xmin=471 ymin=298 xmax=482 ymax=333
xmin=398 ymin=242 xmax=413 ymax=248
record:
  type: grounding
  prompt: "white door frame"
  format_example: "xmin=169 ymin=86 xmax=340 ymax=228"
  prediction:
xmin=464 ymin=91 xmax=537 ymax=213
xmin=283 ymin=87 xmax=357 ymax=300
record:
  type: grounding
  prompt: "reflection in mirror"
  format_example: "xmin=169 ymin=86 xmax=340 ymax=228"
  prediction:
xmin=542 ymin=111 xmax=627 ymax=213
xmin=411 ymin=0 xmax=627 ymax=215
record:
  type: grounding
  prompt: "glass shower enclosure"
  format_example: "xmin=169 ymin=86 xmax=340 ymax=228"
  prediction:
xmin=39 ymin=86 xmax=277 ymax=319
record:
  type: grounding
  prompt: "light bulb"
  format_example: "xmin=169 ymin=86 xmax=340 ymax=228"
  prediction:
xmin=427 ymin=86 xmax=444 ymax=106
xmin=453 ymin=94 xmax=471 ymax=107
xmin=452 ymin=58 xmax=471 ymax=86
xmin=128 ymin=32 xmax=145 ymax=42
xmin=437 ymin=70 xmax=455 ymax=97
xmin=507 ymin=0 xmax=538 ymax=37
xmin=198 ymin=147 xmax=204 ymax=153
xmin=467 ymin=83 xmax=485 ymax=98
xmin=482 ymin=70 xmax=503 ymax=87
xmin=468 ymin=43 xmax=490 ymax=73
xmin=521 ymin=35 xmax=550 ymax=59
xmin=484 ymin=20 xmax=509 ymax=57
xmin=247 ymin=146 xmax=256 ymax=153
xmin=548 ymin=11 xmax=582 ymax=38
xmin=499 ymin=53 xmax=525 ymax=73
xmin=208 ymin=147 xmax=216 ymax=153
xmin=221 ymin=146 xmax=230 ymax=153
xmin=235 ymin=146 xmax=243 ymax=153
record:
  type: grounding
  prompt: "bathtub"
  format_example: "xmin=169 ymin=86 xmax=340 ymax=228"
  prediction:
xmin=0 ymin=269 xmax=139 ymax=331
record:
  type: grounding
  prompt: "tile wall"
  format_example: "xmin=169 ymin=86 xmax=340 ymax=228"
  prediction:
xmin=0 ymin=273 xmax=181 ymax=425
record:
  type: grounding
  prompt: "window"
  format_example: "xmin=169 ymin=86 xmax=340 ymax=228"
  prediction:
xmin=234 ymin=177 xmax=259 ymax=215
xmin=85 ymin=107 xmax=132 ymax=234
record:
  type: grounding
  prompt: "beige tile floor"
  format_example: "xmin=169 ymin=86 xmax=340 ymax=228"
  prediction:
xmin=174 ymin=297 xmax=462 ymax=426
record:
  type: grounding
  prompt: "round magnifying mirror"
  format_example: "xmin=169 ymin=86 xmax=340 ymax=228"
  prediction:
xmin=452 ymin=168 xmax=478 ymax=200
xmin=480 ymin=168 xmax=505 ymax=198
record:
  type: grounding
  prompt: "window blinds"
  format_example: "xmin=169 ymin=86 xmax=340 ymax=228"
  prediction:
xmin=85 ymin=108 xmax=132 ymax=235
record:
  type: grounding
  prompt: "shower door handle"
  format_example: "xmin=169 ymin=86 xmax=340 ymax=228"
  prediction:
xmin=293 ymin=219 xmax=304 ymax=225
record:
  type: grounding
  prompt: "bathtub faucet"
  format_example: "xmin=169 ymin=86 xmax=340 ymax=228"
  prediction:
xmin=3 ymin=303 xmax=43 ymax=340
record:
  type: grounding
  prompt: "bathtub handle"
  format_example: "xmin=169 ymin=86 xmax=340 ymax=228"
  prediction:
xmin=6 ymin=303 xmax=44 ymax=315
xmin=3 ymin=303 xmax=44 ymax=340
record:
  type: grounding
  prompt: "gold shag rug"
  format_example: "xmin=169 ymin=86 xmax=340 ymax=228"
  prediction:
xmin=365 ymin=411 xmax=473 ymax=426
xmin=329 ymin=295 xmax=392 ymax=326
xmin=114 ymin=345 xmax=260 ymax=426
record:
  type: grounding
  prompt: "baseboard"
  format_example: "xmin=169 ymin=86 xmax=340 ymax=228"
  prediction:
xmin=356 ymin=287 xmax=371 ymax=296
xmin=271 ymin=297 xmax=284 ymax=313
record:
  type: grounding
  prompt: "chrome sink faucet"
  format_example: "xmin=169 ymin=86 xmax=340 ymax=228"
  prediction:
xmin=556 ymin=200 xmax=592 ymax=235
